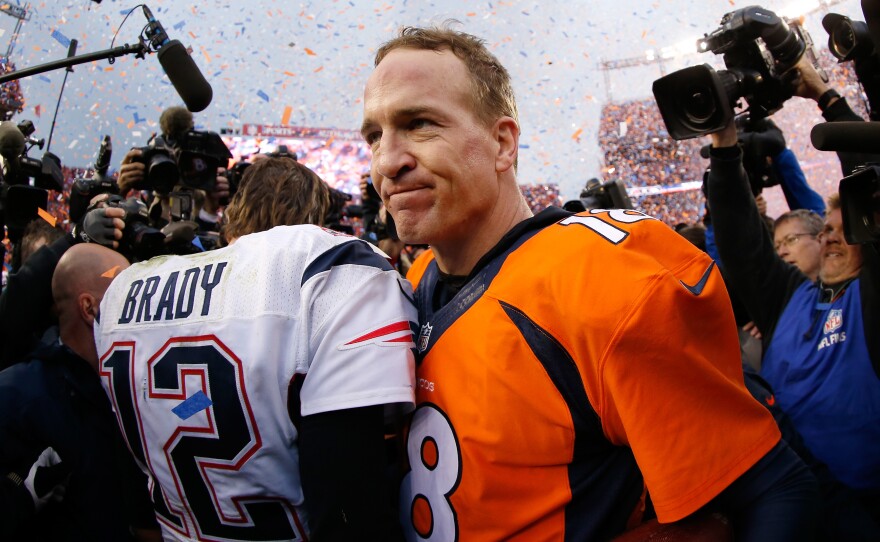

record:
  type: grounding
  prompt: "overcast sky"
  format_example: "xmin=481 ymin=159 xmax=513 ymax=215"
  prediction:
xmin=2 ymin=0 xmax=864 ymax=199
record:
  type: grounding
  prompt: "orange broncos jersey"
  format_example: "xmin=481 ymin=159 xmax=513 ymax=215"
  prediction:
xmin=401 ymin=208 xmax=780 ymax=542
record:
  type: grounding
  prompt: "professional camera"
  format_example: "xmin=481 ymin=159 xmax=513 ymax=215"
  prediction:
xmin=223 ymin=160 xmax=251 ymax=202
xmin=0 ymin=120 xmax=63 ymax=249
xmin=130 ymin=135 xmax=179 ymax=194
xmin=105 ymin=194 xmax=166 ymax=261
xmin=563 ymin=178 xmax=633 ymax=212
xmin=823 ymin=13 xmax=880 ymax=120
xmin=223 ymin=145 xmax=299 ymax=203
xmin=838 ymin=164 xmax=880 ymax=244
xmin=131 ymin=130 xmax=232 ymax=194
xmin=653 ymin=6 xmax=823 ymax=140
xmin=0 ymin=119 xmax=64 ymax=191
xmin=70 ymin=135 xmax=118 ymax=223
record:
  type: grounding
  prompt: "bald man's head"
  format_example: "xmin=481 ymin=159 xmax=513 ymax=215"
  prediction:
xmin=53 ymin=244 xmax=129 ymax=333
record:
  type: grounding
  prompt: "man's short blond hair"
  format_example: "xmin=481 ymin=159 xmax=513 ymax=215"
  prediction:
xmin=826 ymin=193 xmax=841 ymax=214
xmin=374 ymin=24 xmax=519 ymax=128
xmin=223 ymin=157 xmax=330 ymax=241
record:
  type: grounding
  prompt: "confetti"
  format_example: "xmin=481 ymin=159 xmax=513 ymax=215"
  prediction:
xmin=50 ymin=29 xmax=71 ymax=48
xmin=37 ymin=208 xmax=56 ymax=227
xmin=101 ymin=265 xmax=122 ymax=278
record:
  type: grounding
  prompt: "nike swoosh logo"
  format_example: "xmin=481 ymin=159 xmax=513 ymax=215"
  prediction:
xmin=680 ymin=261 xmax=716 ymax=296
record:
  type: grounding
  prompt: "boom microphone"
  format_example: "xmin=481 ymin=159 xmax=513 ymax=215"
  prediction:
xmin=810 ymin=121 xmax=880 ymax=153
xmin=142 ymin=6 xmax=213 ymax=112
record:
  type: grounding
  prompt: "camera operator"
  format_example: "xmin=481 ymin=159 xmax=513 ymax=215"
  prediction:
xmin=117 ymin=106 xmax=229 ymax=238
xmin=0 ymin=200 xmax=125 ymax=369
xmin=706 ymin=53 xmax=880 ymax=525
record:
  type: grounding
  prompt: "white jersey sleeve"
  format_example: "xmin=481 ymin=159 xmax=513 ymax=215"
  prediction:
xmin=94 ymin=225 xmax=416 ymax=542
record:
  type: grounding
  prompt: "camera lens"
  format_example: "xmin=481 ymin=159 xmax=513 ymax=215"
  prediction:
xmin=147 ymin=153 xmax=179 ymax=193
xmin=831 ymin=23 xmax=856 ymax=59
xmin=683 ymin=86 xmax=716 ymax=123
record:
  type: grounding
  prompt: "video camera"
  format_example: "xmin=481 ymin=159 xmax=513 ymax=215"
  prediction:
xmin=130 ymin=129 xmax=232 ymax=194
xmin=0 ymin=120 xmax=63 ymax=244
xmin=653 ymin=6 xmax=824 ymax=140
xmin=104 ymin=194 xmax=166 ymax=261
xmin=808 ymin=6 xmax=880 ymax=245
xmin=823 ymin=12 xmax=880 ymax=120
xmin=70 ymin=135 xmax=117 ymax=223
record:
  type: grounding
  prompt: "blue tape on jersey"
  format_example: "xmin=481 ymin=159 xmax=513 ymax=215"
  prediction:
xmin=172 ymin=390 xmax=213 ymax=420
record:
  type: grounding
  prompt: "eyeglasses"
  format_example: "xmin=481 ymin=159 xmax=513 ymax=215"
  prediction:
xmin=774 ymin=233 xmax=816 ymax=251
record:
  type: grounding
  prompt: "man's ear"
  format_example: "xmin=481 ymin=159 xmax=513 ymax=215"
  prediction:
xmin=79 ymin=293 xmax=100 ymax=326
xmin=494 ymin=116 xmax=519 ymax=173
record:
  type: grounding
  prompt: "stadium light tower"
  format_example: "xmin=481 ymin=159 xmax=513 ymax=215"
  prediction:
xmin=0 ymin=3 xmax=29 ymax=59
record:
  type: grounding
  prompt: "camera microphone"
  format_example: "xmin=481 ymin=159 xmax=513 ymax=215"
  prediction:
xmin=810 ymin=121 xmax=880 ymax=154
xmin=94 ymin=135 xmax=112 ymax=178
xmin=142 ymin=6 xmax=213 ymax=112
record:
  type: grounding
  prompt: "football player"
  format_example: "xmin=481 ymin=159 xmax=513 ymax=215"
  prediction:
xmin=96 ymin=157 xmax=416 ymax=541
xmin=361 ymin=25 xmax=819 ymax=541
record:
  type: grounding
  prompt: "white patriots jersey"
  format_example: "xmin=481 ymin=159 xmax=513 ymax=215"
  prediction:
xmin=95 ymin=225 xmax=417 ymax=542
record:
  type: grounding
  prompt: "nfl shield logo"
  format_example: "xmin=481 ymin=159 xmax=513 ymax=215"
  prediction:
xmin=418 ymin=322 xmax=433 ymax=353
xmin=824 ymin=309 xmax=843 ymax=335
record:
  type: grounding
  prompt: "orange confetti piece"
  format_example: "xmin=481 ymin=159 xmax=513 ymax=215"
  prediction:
xmin=189 ymin=31 xmax=197 ymax=39
xmin=37 ymin=208 xmax=56 ymax=227
xmin=104 ymin=67 xmax=114 ymax=72
xmin=313 ymin=66 xmax=323 ymax=73
xmin=283 ymin=71 xmax=296 ymax=76
xmin=571 ymin=128 xmax=583 ymax=140
xmin=281 ymin=105 xmax=292 ymax=125
xmin=201 ymin=46 xmax=212 ymax=63
xmin=101 ymin=265 xmax=122 ymax=279
xmin=466 ymin=12 xmax=476 ymax=16
xmin=304 ymin=48 xmax=317 ymax=56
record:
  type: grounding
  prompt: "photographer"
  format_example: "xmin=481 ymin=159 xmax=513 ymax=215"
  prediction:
xmin=706 ymin=53 xmax=880 ymax=526
xmin=116 ymin=106 xmax=231 ymax=252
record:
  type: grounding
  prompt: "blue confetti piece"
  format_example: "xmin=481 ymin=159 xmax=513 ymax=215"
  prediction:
xmin=134 ymin=112 xmax=145 ymax=124
xmin=256 ymin=90 xmax=270 ymax=102
xmin=172 ymin=390 xmax=213 ymax=420
xmin=519 ymin=144 xmax=531 ymax=149
xmin=38 ymin=75 xmax=52 ymax=83
xmin=51 ymin=29 xmax=70 ymax=48
xmin=173 ymin=21 xmax=186 ymax=31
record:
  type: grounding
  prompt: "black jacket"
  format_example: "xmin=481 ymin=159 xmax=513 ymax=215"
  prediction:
xmin=0 ymin=341 xmax=155 ymax=541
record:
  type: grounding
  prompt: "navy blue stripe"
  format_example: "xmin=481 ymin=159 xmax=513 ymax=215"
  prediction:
xmin=302 ymin=240 xmax=394 ymax=286
xmin=499 ymin=301 xmax=642 ymax=541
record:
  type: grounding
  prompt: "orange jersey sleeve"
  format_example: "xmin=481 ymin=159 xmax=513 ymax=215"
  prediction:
xmin=492 ymin=210 xmax=780 ymax=522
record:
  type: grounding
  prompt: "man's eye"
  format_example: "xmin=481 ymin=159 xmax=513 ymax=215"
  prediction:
xmin=410 ymin=118 xmax=432 ymax=130
xmin=365 ymin=132 xmax=381 ymax=145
